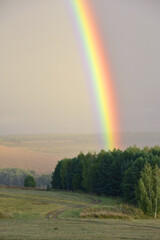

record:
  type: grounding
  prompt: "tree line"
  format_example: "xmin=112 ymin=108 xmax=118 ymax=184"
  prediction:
xmin=0 ymin=168 xmax=51 ymax=188
xmin=51 ymin=145 xmax=160 ymax=217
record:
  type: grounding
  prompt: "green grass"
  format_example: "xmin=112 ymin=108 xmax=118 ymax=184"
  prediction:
xmin=0 ymin=188 xmax=92 ymax=220
xmin=0 ymin=187 xmax=160 ymax=240
xmin=1 ymin=218 xmax=160 ymax=240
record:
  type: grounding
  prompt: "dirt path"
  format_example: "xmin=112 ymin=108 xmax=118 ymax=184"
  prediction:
xmin=46 ymin=207 xmax=69 ymax=219
xmin=45 ymin=197 xmax=102 ymax=219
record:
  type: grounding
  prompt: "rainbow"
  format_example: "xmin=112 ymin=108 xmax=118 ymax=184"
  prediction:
xmin=66 ymin=0 xmax=120 ymax=149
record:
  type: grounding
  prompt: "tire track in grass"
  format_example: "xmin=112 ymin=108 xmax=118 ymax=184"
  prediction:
xmin=45 ymin=196 xmax=102 ymax=219
xmin=46 ymin=207 xmax=70 ymax=219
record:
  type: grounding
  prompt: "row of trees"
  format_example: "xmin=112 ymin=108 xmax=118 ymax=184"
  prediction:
xmin=51 ymin=145 xmax=160 ymax=217
xmin=0 ymin=168 xmax=51 ymax=188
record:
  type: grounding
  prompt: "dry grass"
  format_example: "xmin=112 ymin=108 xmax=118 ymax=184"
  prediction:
xmin=80 ymin=204 xmax=145 ymax=220
xmin=80 ymin=210 xmax=130 ymax=219
xmin=0 ymin=211 xmax=13 ymax=219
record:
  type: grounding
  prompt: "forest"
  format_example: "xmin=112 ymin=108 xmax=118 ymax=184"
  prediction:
xmin=51 ymin=145 xmax=160 ymax=217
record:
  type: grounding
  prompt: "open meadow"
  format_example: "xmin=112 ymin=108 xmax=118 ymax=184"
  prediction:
xmin=0 ymin=187 xmax=160 ymax=240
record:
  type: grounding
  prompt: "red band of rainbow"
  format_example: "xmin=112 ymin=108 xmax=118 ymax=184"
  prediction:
xmin=67 ymin=0 xmax=120 ymax=149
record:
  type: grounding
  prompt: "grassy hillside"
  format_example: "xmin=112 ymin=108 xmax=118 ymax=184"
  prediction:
xmin=0 ymin=187 xmax=160 ymax=240
xmin=0 ymin=187 xmax=120 ymax=220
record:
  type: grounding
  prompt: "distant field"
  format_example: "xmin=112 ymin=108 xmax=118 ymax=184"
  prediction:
xmin=0 ymin=133 xmax=160 ymax=174
xmin=0 ymin=145 xmax=57 ymax=174
xmin=0 ymin=134 xmax=102 ymax=174
xmin=0 ymin=187 xmax=160 ymax=240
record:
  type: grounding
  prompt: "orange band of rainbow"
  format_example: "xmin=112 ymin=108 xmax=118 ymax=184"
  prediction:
xmin=67 ymin=0 xmax=120 ymax=149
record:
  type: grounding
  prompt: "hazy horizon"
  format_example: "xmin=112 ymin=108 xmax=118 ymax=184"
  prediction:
xmin=1 ymin=132 xmax=160 ymax=152
xmin=1 ymin=0 xmax=160 ymax=136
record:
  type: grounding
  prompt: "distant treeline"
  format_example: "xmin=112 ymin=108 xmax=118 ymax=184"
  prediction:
xmin=0 ymin=134 xmax=96 ymax=143
xmin=0 ymin=168 xmax=51 ymax=188
xmin=0 ymin=135 xmax=55 ymax=143
xmin=51 ymin=145 xmax=160 ymax=204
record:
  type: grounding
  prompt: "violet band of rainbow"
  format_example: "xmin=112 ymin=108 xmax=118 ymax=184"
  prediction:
xmin=67 ymin=0 xmax=120 ymax=150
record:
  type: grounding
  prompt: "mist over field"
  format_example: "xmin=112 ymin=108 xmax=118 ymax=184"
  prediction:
xmin=0 ymin=132 xmax=160 ymax=174
xmin=0 ymin=0 xmax=160 ymax=137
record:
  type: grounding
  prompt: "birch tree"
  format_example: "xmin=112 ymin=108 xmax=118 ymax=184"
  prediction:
xmin=136 ymin=163 xmax=160 ymax=218
xmin=152 ymin=165 xmax=160 ymax=218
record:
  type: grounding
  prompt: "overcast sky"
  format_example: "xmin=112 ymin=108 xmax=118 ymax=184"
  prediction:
xmin=0 ymin=0 xmax=160 ymax=135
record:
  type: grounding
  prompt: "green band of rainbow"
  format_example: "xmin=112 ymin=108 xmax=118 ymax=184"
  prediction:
xmin=68 ymin=0 xmax=120 ymax=149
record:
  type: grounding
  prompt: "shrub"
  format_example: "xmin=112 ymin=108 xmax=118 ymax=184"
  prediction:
xmin=24 ymin=175 xmax=36 ymax=188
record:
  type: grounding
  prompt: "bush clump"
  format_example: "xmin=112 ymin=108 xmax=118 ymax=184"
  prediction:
xmin=24 ymin=175 xmax=36 ymax=188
